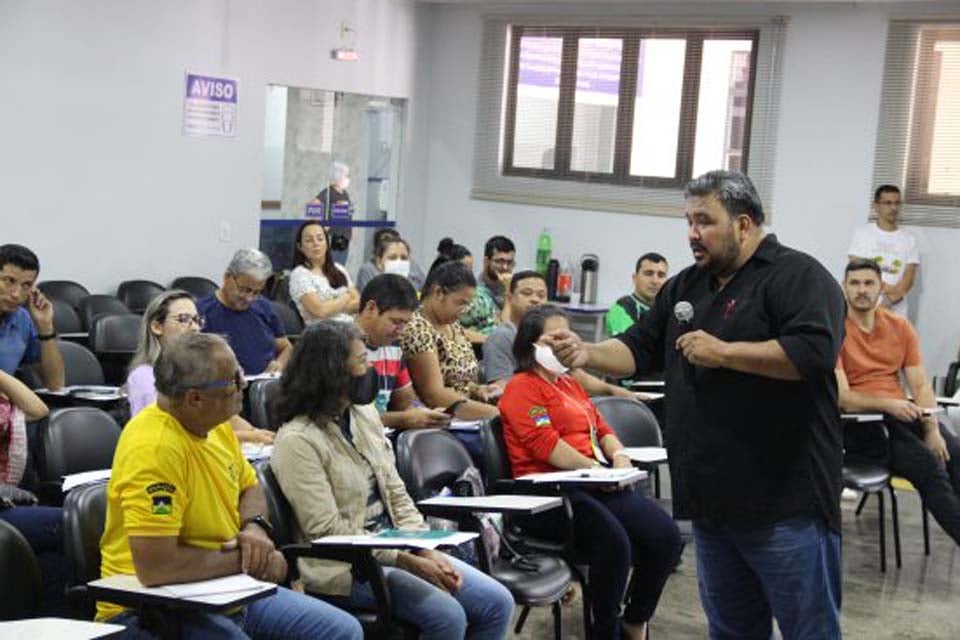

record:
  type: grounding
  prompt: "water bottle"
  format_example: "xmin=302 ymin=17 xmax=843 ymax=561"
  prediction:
xmin=556 ymin=257 xmax=574 ymax=302
xmin=536 ymin=228 xmax=552 ymax=276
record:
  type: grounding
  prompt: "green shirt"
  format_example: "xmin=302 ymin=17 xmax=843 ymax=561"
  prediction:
xmin=460 ymin=282 xmax=502 ymax=336
xmin=605 ymin=293 xmax=651 ymax=337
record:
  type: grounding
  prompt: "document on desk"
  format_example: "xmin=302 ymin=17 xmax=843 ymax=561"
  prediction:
xmin=635 ymin=392 xmax=665 ymax=402
xmin=418 ymin=495 xmax=562 ymax=514
xmin=244 ymin=372 xmax=280 ymax=383
xmin=313 ymin=530 xmax=478 ymax=551
xmin=62 ymin=469 xmax=112 ymax=492
xmin=242 ymin=444 xmax=274 ymax=461
xmin=621 ymin=447 xmax=668 ymax=464
xmin=89 ymin=573 xmax=275 ymax=605
xmin=449 ymin=419 xmax=482 ymax=432
xmin=519 ymin=467 xmax=646 ymax=486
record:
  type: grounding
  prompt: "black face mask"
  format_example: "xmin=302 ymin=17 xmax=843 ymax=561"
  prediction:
xmin=348 ymin=367 xmax=378 ymax=406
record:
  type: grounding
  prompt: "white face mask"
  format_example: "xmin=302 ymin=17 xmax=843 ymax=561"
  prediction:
xmin=383 ymin=259 xmax=411 ymax=278
xmin=534 ymin=343 xmax=568 ymax=375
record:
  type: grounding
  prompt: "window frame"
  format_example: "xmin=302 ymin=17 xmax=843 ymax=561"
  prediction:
xmin=904 ymin=26 xmax=960 ymax=208
xmin=501 ymin=25 xmax=760 ymax=189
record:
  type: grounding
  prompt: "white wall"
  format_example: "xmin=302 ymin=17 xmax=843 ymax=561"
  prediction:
xmin=410 ymin=1 xmax=960 ymax=375
xmin=0 ymin=0 xmax=420 ymax=291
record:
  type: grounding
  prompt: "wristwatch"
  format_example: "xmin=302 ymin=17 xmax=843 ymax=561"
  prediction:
xmin=242 ymin=514 xmax=274 ymax=537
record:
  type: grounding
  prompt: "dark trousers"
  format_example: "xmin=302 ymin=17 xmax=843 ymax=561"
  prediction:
xmin=522 ymin=489 xmax=682 ymax=639
xmin=0 ymin=505 xmax=69 ymax=616
xmin=847 ymin=419 xmax=960 ymax=545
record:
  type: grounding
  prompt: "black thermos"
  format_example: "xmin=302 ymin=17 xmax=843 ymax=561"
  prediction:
xmin=546 ymin=259 xmax=560 ymax=300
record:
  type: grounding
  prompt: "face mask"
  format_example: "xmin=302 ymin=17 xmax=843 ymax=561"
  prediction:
xmin=383 ymin=259 xmax=411 ymax=278
xmin=534 ymin=343 xmax=568 ymax=375
xmin=348 ymin=367 xmax=378 ymax=406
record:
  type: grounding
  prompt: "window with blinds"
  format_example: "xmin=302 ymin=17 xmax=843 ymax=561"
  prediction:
xmin=502 ymin=27 xmax=757 ymax=188
xmin=874 ymin=22 xmax=960 ymax=226
xmin=472 ymin=17 xmax=786 ymax=219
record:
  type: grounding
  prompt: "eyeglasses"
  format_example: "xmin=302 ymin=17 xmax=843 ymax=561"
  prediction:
xmin=165 ymin=313 xmax=205 ymax=329
xmin=229 ymin=273 xmax=265 ymax=298
xmin=491 ymin=258 xmax=516 ymax=268
xmin=194 ymin=368 xmax=246 ymax=394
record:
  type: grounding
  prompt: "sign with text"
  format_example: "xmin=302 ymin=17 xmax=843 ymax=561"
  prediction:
xmin=182 ymin=73 xmax=238 ymax=138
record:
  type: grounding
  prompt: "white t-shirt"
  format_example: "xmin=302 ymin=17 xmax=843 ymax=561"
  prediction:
xmin=288 ymin=264 xmax=355 ymax=324
xmin=847 ymin=223 xmax=919 ymax=317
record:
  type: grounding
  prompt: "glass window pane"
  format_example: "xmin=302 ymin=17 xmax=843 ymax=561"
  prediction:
xmin=512 ymin=35 xmax=562 ymax=170
xmin=570 ymin=38 xmax=622 ymax=173
xmin=692 ymin=39 xmax=754 ymax=177
xmin=928 ymin=39 xmax=960 ymax=196
xmin=630 ymin=38 xmax=687 ymax=178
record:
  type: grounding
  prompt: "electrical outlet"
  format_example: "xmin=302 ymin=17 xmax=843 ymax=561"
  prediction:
xmin=219 ymin=220 xmax=231 ymax=243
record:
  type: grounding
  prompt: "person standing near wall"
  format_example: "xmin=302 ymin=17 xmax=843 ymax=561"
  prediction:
xmin=311 ymin=161 xmax=355 ymax=265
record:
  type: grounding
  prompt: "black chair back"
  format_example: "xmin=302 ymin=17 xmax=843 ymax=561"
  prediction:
xmin=395 ymin=429 xmax=474 ymax=501
xmin=945 ymin=361 xmax=960 ymax=398
xmin=480 ymin=417 xmax=514 ymax=491
xmin=89 ymin=313 xmax=141 ymax=385
xmin=170 ymin=276 xmax=219 ymax=300
xmin=0 ymin=519 xmax=42 ymax=620
xmin=38 ymin=280 xmax=90 ymax=311
xmin=254 ymin=461 xmax=295 ymax=547
xmin=62 ymin=483 xmax=108 ymax=619
xmin=117 ymin=280 xmax=166 ymax=314
xmin=52 ymin=298 xmax=83 ymax=334
xmin=270 ymin=300 xmax=303 ymax=338
xmin=591 ymin=396 xmax=662 ymax=447
xmin=41 ymin=407 xmax=121 ymax=483
xmin=59 ymin=340 xmax=106 ymax=386
xmin=247 ymin=378 xmax=281 ymax=431
xmin=78 ymin=295 xmax=130 ymax=332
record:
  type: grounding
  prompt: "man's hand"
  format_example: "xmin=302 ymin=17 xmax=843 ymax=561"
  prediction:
xmin=263 ymin=550 xmax=289 ymax=584
xmin=264 ymin=359 xmax=283 ymax=374
xmin=404 ymin=408 xmax=452 ymax=429
xmin=675 ymin=330 xmax=730 ymax=368
xmin=924 ymin=428 xmax=950 ymax=466
xmin=223 ymin=525 xmax=276 ymax=579
xmin=497 ymin=271 xmax=514 ymax=288
xmin=884 ymin=399 xmax=924 ymax=423
xmin=27 ymin=289 xmax=55 ymax=334
xmin=543 ymin=329 xmax=589 ymax=369
xmin=401 ymin=550 xmax=462 ymax=593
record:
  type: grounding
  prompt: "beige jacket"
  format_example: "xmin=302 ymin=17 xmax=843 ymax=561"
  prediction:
xmin=270 ymin=404 xmax=424 ymax=596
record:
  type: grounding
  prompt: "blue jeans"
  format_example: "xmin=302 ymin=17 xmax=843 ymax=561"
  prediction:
xmin=0 ymin=505 xmax=69 ymax=616
xmin=693 ymin=517 xmax=841 ymax=640
xmin=347 ymin=554 xmax=514 ymax=640
xmin=105 ymin=585 xmax=362 ymax=640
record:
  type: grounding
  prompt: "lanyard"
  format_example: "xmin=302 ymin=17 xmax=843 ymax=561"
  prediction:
xmin=552 ymin=381 xmax=607 ymax=464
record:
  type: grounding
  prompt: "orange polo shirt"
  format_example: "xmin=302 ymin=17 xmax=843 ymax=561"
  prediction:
xmin=498 ymin=371 xmax=615 ymax=477
xmin=837 ymin=308 xmax=922 ymax=400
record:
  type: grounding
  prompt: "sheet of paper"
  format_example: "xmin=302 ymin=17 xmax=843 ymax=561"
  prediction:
xmin=449 ymin=419 xmax=482 ymax=432
xmin=162 ymin=573 xmax=273 ymax=598
xmin=635 ymin=392 xmax=665 ymax=402
xmin=621 ymin=447 xmax=668 ymax=463
xmin=242 ymin=444 xmax=274 ymax=461
xmin=418 ymin=495 xmax=562 ymax=513
xmin=0 ymin=617 xmax=126 ymax=638
xmin=313 ymin=530 xmax=478 ymax=550
xmin=519 ymin=467 xmax=646 ymax=485
xmin=62 ymin=469 xmax=112 ymax=492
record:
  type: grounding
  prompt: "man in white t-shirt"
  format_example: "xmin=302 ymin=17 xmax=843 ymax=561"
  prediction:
xmin=847 ymin=185 xmax=919 ymax=317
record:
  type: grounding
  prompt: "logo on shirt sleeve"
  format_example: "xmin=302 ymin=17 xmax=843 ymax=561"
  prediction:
xmin=151 ymin=495 xmax=173 ymax=515
xmin=528 ymin=406 xmax=551 ymax=428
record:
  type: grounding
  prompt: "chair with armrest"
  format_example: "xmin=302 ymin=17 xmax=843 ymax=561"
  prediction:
xmin=39 ymin=407 xmax=121 ymax=504
xmin=59 ymin=340 xmax=106 ymax=386
xmin=480 ymin=417 xmax=596 ymax=638
xmin=395 ymin=428 xmax=572 ymax=640
xmin=52 ymin=297 xmax=84 ymax=336
xmin=254 ymin=461 xmax=418 ymax=640
xmin=246 ymin=378 xmax=281 ymax=431
xmin=269 ymin=300 xmax=304 ymax=342
xmin=170 ymin=276 xmax=219 ymax=300
xmin=0 ymin=519 xmax=43 ymax=620
xmin=78 ymin=295 xmax=130 ymax=333
xmin=592 ymin=396 xmax=666 ymax=498
xmin=38 ymin=280 xmax=90 ymax=311
xmin=117 ymin=280 xmax=166 ymax=315
xmin=89 ymin=313 xmax=140 ymax=385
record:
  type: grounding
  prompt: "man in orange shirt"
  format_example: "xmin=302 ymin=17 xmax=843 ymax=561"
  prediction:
xmin=836 ymin=258 xmax=960 ymax=545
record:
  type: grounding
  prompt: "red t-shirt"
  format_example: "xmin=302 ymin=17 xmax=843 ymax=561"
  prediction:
xmin=837 ymin=308 xmax=922 ymax=400
xmin=498 ymin=370 xmax=615 ymax=477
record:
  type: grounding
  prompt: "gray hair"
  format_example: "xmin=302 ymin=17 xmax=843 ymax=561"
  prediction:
xmin=227 ymin=248 xmax=272 ymax=281
xmin=329 ymin=161 xmax=350 ymax=182
xmin=684 ymin=170 xmax=765 ymax=226
xmin=154 ymin=333 xmax=231 ymax=398
xmin=128 ymin=289 xmax=196 ymax=371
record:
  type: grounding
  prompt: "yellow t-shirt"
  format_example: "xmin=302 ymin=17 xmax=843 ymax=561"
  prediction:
xmin=96 ymin=403 xmax=257 ymax=621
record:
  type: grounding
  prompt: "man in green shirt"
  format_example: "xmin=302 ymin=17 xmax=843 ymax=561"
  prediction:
xmin=605 ymin=252 xmax=668 ymax=336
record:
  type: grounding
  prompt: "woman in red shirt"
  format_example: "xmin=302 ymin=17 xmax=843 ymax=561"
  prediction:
xmin=499 ymin=305 xmax=681 ymax=640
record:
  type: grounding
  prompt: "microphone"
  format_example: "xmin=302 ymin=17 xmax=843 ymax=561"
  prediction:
xmin=674 ymin=301 xmax=696 ymax=385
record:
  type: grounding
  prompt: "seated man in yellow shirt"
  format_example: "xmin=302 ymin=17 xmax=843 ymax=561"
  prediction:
xmin=97 ymin=333 xmax=362 ymax=640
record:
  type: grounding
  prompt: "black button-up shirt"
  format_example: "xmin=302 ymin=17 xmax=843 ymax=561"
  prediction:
xmin=618 ymin=235 xmax=846 ymax=531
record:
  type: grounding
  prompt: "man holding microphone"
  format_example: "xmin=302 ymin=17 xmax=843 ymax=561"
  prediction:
xmin=547 ymin=171 xmax=846 ymax=640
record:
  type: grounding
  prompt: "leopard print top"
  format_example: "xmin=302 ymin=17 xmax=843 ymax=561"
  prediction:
xmin=400 ymin=310 xmax=479 ymax=396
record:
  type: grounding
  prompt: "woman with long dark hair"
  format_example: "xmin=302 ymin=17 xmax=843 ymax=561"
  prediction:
xmin=270 ymin=321 xmax=514 ymax=639
xmin=288 ymin=221 xmax=359 ymax=324
xmin=499 ymin=305 xmax=682 ymax=640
